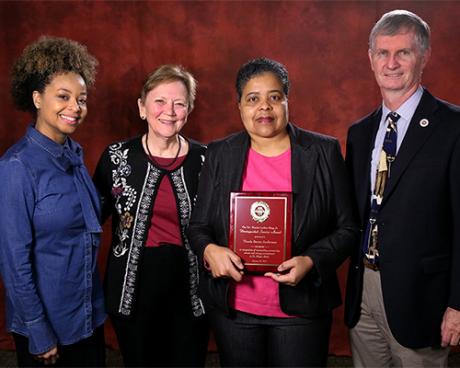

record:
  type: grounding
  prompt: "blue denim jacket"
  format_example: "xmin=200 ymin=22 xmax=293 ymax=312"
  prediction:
xmin=0 ymin=125 xmax=106 ymax=355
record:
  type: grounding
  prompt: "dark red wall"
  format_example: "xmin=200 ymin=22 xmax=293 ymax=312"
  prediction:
xmin=1 ymin=0 xmax=460 ymax=355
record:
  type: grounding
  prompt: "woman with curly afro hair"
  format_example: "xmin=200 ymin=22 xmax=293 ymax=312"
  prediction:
xmin=0 ymin=36 xmax=106 ymax=366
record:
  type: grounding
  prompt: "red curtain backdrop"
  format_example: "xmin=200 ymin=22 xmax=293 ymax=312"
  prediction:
xmin=1 ymin=0 xmax=460 ymax=356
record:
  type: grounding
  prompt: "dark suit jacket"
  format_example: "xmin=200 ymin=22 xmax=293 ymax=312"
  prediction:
xmin=188 ymin=123 xmax=359 ymax=317
xmin=344 ymin=89 xmax=460 ymax=348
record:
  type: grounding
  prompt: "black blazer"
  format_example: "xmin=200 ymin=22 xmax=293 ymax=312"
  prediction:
xmin=188 ymin=123 xmax=358 ymax=317
xmin=345 ymin=89 xmax=460 ymax=348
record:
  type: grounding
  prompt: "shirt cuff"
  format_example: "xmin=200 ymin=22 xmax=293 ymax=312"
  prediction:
xmin=25 ymin=316 xmax=57 ymax=355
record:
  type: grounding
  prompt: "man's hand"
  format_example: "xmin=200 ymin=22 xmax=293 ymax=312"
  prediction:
xmin=36 ymin=346 xmax=59 ymax=365
xmin=441 ymin=307 xmax=460 ymax=347
xmin=204 ymin=243 xmax=244 ymax=282
xmin=264 ymin=255 xmax=314 ymax=286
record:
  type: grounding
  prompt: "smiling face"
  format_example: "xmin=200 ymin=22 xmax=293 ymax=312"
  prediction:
xmin=238 ymin=72 xmax=289 ymax=142
xmin=32 ymin=72 xmax=88 ymax=144
xmin=369 ymin=30 xmax=429 ymax=101
xmin=138 ymin=80 xmax=189 ymax=140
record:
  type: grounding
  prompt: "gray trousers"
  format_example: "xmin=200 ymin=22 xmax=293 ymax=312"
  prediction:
xmin=349 ymin=267 xmax=449 ymax=367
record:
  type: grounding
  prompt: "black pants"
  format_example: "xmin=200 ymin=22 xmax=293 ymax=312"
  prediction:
xmin=209 ymin=308 xmax=332 ymax=367
xmin=13 ymin=325 xmax=105 ymax=367
xmin=111 ymin=245 xmax=209 ymax=367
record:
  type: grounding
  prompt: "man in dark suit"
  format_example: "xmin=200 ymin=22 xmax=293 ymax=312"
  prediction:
xmin=345 ymin=9 xmax=460 ymax=367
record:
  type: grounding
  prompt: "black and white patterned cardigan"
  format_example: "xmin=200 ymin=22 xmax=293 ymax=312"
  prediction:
xmin=93 ymin=135 xmax=206 ymax=318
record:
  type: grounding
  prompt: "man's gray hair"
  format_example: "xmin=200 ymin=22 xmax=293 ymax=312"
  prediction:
xmin=369 ymin=10 xmax=431 ymax=54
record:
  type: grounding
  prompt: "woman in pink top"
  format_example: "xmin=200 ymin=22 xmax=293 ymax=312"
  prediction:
xmin=188 ymin=58 xmax=359 ymax=367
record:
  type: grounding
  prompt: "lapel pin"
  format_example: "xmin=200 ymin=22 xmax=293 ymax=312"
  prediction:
xmin=419 ymin=118 xmax=429 ymax=128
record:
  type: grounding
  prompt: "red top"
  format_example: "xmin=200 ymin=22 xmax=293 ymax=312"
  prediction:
xmin=145 ymin=155 xmax=186 ymax=247
xmin=229 ymin=147 xmax=293 ymax=317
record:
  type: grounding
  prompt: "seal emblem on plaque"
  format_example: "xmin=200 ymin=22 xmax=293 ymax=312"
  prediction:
xmin=250 ymin=201 xmax=270 ymax=223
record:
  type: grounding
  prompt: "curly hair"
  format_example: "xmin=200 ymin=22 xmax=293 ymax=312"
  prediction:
xmin=11 ymin=36 xmax=98 ymax=112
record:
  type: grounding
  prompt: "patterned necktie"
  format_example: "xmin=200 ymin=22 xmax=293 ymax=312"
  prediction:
xmin=363 ymin=112 xmax=401 ymax=265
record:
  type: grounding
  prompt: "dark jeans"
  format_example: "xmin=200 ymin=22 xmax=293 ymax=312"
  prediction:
xmin=12 ymin=325 xmax=105 ymax=367
xmin=209 ymin=308 xmax=332 ymax=367
xmin=111 ymin=245 xmax=209 ymax=367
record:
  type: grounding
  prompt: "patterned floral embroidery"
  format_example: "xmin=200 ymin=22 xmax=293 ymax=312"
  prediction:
xmin=120 ymin=212 xmax=134 ymax=229
xmin=110 ymin=141 xmax=206 ymax=317
xmin=113 ymin=228 xmax=129 ymax=256
xmin=171 ymin=168 xmax=204 ymax=317
xmin=108 ymin=143 xmax=137 ymax=257
xmin=119 ymin=164 xmax=161 ymax=315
